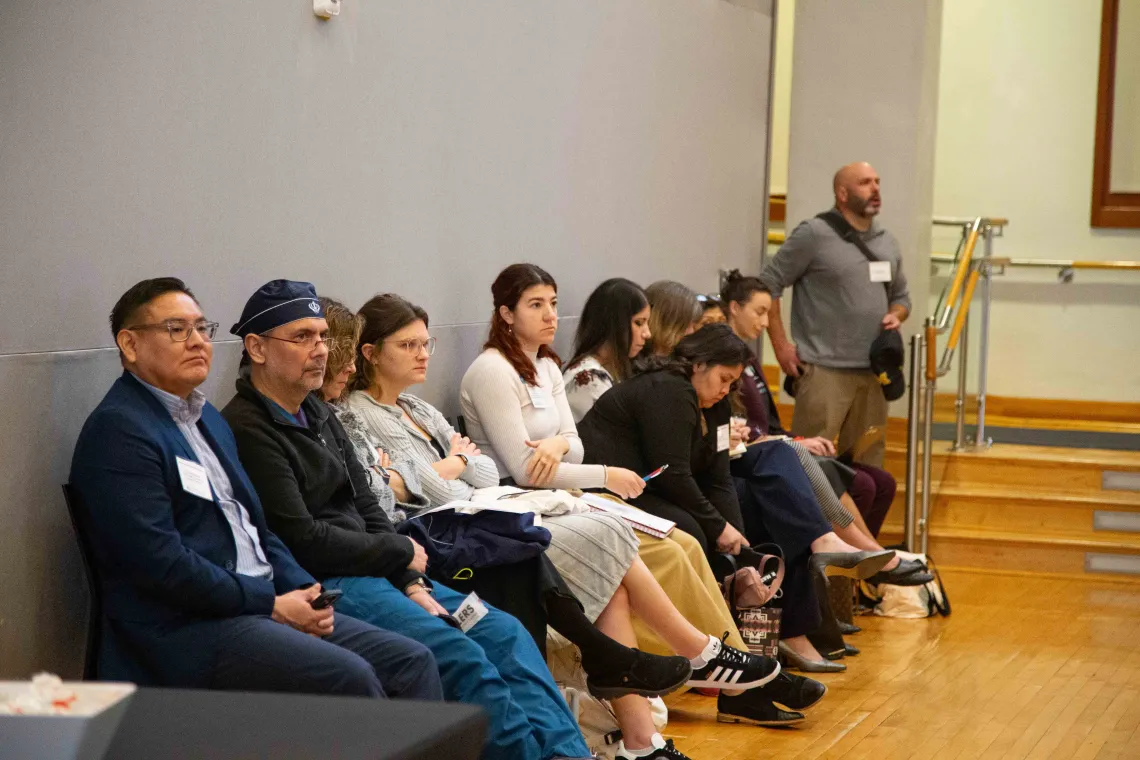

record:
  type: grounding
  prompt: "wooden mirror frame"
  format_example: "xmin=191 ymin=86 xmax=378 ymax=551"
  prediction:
xmin=1091 ymin=0 xmax=1140 ymax=228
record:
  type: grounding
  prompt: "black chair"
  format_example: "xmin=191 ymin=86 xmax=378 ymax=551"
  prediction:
xmin=62 ymin=484 xmax=101 ymax=680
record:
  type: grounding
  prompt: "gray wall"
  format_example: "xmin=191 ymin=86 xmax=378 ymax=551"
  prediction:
xmin=0 ymin=0 xmax=774 ymax=677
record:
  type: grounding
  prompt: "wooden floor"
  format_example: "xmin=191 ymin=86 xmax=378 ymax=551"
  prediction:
xmin=663 ymin=569 xmax=1140 ymax=759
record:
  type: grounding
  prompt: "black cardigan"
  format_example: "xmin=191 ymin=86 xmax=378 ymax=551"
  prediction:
xmin=222 ymin=376 xmax=422 ymax=589
xmin=578 ymin=369 xmax=745 ymax=543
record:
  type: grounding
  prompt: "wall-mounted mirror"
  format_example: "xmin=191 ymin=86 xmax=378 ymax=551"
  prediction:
xmin=1092 ymin=0 xmax=1140 ymax=227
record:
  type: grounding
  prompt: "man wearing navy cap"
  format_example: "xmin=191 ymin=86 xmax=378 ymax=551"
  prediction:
xmin=222 ymin=280 xmax=595 ymax=760
xmin=69 ymin=277 xmax=442 ymax=699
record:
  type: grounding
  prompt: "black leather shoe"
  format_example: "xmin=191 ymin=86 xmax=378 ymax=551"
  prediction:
xmin=753 ymin=670 xmax=827 ymax=711
xmin=586 ymin=651 xmax=693 ymax=700
xmin=717 ymin=690 xmax=806 ymax=727
xmin=844 ymin=643 xmax=860 ymax=656
xmin=867 ymin=558 xmax=935 ymax=587
xmin=810 ymin=549 xmax=895 ymax=580
xmin=838 ymin=621 xmax=862 ymax=635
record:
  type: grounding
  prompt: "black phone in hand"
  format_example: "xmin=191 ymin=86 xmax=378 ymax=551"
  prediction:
xmin=311 ymin=588 xmax=344 ymax=610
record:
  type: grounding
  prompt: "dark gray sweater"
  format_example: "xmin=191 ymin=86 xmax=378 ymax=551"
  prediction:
xmin=760 ymin=213 xmax=911 ymax=369
xmin=222 ymin=377 xmax=422 ymax=589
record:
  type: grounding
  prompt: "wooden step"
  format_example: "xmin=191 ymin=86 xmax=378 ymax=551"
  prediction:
xmin=875 ymin=442 xmax=1140 ymax=581
xmin=883 ymin=483 xmax=1140 ymax=544
xmin=884 ymin=441 xmax=1140 ymax=492
xmin=878 ymin=525 xmax=1140 ymax=584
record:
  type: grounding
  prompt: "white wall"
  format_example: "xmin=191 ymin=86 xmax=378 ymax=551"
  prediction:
xmin=934 ymin=0 xmax=1140 ymax=402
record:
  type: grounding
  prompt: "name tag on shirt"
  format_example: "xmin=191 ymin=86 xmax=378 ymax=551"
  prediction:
xmin=716 ymin=424 xmax=730 ymax=452
xmin=869 ymin=261 xmax=892 ymax=283
xmin=176 ymin=456 xmax=213 ymax=501
xmin=526 ymin=384 xmax=551 ymax=409
xmin=453 ymin=592 xmax=490 ymax=633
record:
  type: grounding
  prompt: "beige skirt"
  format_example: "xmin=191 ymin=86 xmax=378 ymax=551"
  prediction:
xmin=542 ymin=511 xmax=639 ymax=622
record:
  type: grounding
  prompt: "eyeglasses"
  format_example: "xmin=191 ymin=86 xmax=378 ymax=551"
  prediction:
xmin=260 ymin=330 xmax=346 ymax=353
xmin=128 ymin=320 xmax=218 ymax=342
xmin=384 ymin=337 xmax=437 ymax=356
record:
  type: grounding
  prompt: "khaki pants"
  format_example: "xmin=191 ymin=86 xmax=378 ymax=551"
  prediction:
xmin=790 ymin=363 xmax=887 ymax=467
xmin=633 ymin=529 xmax=747 ymax=656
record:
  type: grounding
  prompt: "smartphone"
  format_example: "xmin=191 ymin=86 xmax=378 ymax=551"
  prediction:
xmin=643 ymin=464 xmax=670 ymax=482
xmin=311 ymin=588 xmax=344 ymax=610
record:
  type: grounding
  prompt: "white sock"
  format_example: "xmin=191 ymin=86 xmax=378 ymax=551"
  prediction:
xmin=688 ymin=634 xmax=721 ymax=669
xmin=619 ymin=733 xmax=667 ymax=758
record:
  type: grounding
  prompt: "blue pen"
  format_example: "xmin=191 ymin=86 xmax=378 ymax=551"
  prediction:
xmin=643 ymin=464 xmax=670 ymax=482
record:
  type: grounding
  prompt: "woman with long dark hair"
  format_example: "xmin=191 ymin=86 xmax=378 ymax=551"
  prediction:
xmin=564 ymin=277 xmax=652 ymax=423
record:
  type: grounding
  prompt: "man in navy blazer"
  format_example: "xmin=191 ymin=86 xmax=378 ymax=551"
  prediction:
xmin=69 ymin=277 xmax=442 ymax=699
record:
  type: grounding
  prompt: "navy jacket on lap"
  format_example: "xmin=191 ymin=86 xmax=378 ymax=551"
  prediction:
xmin=69 ymin=372 xmax=314 ymax=686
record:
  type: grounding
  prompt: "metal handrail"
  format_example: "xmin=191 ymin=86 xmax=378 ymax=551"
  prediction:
xmin=906 ymin=214 xmax=1008 ymax=554
xmin=935 ymin=217 xmax=981 ymax=332
xmin=931 ymin=251 xmax=1140 ymax=272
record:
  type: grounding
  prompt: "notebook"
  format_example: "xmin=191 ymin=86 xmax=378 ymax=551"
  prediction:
xmin=577 ymin=493 xmax=676 ymax=539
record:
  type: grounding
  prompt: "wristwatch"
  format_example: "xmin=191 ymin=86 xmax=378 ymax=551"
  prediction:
xmin=455 ymin=453 xmax=470 ymax=468
xmin=405 ymin=577 xmax=432 ymax=596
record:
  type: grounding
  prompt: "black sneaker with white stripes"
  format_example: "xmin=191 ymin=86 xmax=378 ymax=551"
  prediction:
xmin=616 ymin=736 xmax=691 ymax=760
xmin=686 ymin=636 xmax=781 ymax=690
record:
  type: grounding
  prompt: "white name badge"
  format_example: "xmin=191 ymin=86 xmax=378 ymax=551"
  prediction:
xmin=869 ymin=261 xmax=892 ymax=283
xmin=453 ymin=591 xmax=490 ymax=633
xmin=176 ymin=457 xmax=213 ymax=501
xmin=716 ymin=423 xmax=730 ymax=452
xmin=526 ymin=384 xmax=550 ymax=409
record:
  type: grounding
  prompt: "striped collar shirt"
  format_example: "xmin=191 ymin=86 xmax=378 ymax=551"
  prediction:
xmin=343 ymin=390 xmax=500 ymax=510
xmin=135 ymin=375 xmax=273 ymax=580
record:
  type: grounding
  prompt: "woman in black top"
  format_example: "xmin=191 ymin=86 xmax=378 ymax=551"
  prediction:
xmin=580 ymin=324 xmax=892 ymax=673
xmin=581 ymin=324 xmax=748 ymax=556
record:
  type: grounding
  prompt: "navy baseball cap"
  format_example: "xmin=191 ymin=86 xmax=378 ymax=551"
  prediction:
xmin=231 ymin=280 xmax=325 ymax=338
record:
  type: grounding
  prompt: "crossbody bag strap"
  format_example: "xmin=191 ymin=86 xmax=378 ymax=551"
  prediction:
xmin=815 ymin=210 xmax=890 ymax=297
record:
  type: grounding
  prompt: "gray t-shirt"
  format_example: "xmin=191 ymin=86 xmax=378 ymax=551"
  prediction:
xmin=759 ymin=213 xmax=911 ymax=369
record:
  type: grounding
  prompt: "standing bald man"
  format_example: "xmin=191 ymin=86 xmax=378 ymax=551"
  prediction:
xmin=758 ymin=162 xmax=910 ymax=467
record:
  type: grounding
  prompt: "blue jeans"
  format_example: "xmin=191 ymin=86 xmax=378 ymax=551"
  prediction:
xmin=328 ymin=575 xmax=589 ymax=760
